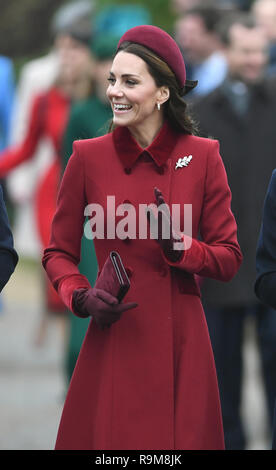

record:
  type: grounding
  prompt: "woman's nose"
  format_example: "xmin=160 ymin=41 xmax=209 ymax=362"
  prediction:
xmin=108 ymin=82 xmax=124 ymax=98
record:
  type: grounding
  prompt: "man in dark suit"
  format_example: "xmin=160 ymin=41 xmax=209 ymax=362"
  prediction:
xmin=191 ymin=13 xmax=276 ymax=449
xmin=0 ymin=184 xmax=18 ymax=292
xmin=255 ymin=169 xmax=276 ymax=450
xmin=256 ymin=170 xmax=276 ymax=310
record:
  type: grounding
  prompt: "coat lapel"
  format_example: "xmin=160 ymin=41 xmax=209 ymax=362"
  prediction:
xmin=112 ymin=121 xmax=180 ymax=170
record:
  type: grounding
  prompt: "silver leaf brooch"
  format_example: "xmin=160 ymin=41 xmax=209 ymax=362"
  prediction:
xmin=175 ymin=155 xmax=193 ymax=170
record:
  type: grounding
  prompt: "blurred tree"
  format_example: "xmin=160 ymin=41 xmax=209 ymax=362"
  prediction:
xmin=0 ymin=0 xmax=70 ymax=59
xmin=0 ymin=0 xmax=175 ymax=74
xmin=0 ymin=0 xmax=257 ymax=63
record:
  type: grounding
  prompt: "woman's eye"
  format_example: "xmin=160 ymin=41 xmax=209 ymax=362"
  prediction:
xmin=107 ymin=77 xmax=137 ymax=86
xmin=126 ymin=80 xmax=137 ymax=86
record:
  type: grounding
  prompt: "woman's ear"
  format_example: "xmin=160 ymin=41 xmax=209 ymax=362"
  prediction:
xmin=157 ymin=86 xmax=170 ymax=105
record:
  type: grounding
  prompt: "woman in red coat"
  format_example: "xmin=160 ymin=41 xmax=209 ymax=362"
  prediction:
xmin=0 ymin=86 xmax=69 ymax=313
xmin=42 ymin=25 xmax=242 ymax=450
xmin=0 ymin=28 xmax=94 ymax=318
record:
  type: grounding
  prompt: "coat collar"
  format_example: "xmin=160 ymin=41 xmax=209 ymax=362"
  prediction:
xmin=112 ymin=121 xmax=179 ymax=170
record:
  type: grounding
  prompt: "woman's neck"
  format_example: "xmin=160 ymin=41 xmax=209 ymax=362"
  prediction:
xmin=128 ymin=114 xmax=165 ymax=148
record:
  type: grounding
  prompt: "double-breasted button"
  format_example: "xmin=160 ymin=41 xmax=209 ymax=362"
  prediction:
xmin=156 ymin=164 xmax=166 ymax=175
xmin=124 ymin=167 xmax=132 ymax=175
xmin=125 ymin=267 xmax=133 ymax=278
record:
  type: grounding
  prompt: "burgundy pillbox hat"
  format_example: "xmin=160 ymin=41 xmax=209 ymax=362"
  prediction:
xmin=117 ymin=25 xmax=197 ymax=95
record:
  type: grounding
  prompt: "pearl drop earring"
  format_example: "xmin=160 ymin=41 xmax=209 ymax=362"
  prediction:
xmin=157 ymin=103 xmax=161 ymax=111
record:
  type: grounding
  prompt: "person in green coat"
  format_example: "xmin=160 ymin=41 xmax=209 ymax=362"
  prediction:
xmin=62 ymin=34 xmax=117 ymax=383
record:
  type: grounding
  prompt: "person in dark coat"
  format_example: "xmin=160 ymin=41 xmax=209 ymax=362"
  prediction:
xmin=255 ymin=170 xmax=276 ymax=309
xmin=191 ymin=12 xmax=276 ymax=449
xmin=0 ymin=184 xmax=18 ymax=292
xmin=255 ymin=169 xmax=276 ymax=450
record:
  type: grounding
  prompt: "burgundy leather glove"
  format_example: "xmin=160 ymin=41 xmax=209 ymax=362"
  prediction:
xmin=147 ymin=187 xmax=184 ymax=263
xmin=72 ymin=287 xmax=138 ymax=330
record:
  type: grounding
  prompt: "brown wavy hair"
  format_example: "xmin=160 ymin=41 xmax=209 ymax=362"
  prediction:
xmin=109 ymin=41 xmax=198 ymax=135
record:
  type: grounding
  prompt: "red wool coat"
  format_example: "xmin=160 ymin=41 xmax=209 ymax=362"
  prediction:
xmin=0 ymin=87 xmax=70 ymax=312
xmin=42 ymin=122 xmax=242 ymax=450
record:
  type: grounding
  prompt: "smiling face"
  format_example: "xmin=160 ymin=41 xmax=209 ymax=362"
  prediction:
xmin=226 ymin=24 xmax=269 ymax=84
xmin=106 ymin=51 xmax=168 ymax=140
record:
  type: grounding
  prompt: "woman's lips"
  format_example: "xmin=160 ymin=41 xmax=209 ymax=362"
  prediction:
xmin=113 ymin=103 xmax=133 ymax=113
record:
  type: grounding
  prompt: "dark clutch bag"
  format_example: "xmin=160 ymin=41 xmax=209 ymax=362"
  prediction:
xmin=95 ymin=251 xmax=130 ymax=302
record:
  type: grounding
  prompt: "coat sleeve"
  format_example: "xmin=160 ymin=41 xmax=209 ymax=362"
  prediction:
xmin=42 ymin=141 xmax=91 ymax=313
xmin=0 ymin=185 xmax=18 ymax=291
xmin=164 ymin=139 xmax=242 ymax=282
xmin=0 ymin=94 xmax=45 ymax=178
xmin=255 ymin=169 xmax=276 ymax=309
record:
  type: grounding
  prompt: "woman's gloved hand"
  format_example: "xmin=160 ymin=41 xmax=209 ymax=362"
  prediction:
xmin=147 ymin=187 xmax=184 ymax=263
xmin=72 ymin=287 xmax=138 ymax=329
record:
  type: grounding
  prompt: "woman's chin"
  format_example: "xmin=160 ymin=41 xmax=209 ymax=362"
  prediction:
xmin=113 ymin=115 xmax=133 ymax=127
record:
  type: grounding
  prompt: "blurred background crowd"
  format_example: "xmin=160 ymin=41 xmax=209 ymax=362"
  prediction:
xmin=1 ymin=0 xmax=276 ymax=450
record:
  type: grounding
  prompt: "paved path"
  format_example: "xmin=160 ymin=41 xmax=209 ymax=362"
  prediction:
xmin=0 ymin=259 xmax=65 ymax=450
xmin=0 ymin=259 xmax=272 ymax=450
